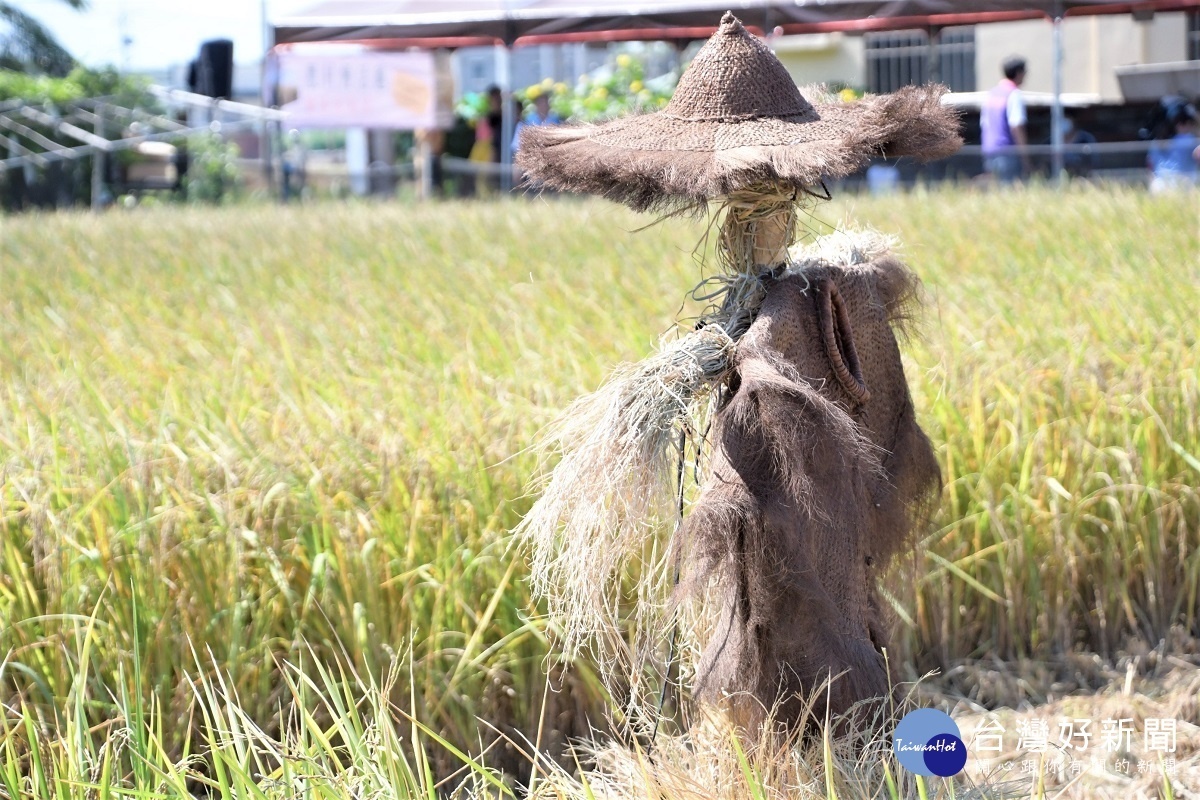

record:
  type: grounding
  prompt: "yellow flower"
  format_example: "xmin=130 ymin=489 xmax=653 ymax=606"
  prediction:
xmin=616 ymin=53 xmax=632 ymax=68
xmin=541 ymin=77 xmax=554 ymax=89
xmin=526 ymin=86 xmax=542 ymax=99
xmin=553 ymin=82 xmax=568 ymax=95
xmin=594 ymin=86 xmax=609 ymax=99
xmin=838 ymin=88 xmax=857 ymax=103
xmin=629 ymin=80 xmax=643 ymax=93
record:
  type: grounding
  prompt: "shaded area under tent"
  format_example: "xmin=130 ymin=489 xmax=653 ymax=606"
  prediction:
xmin=272 ymin=0 xmax=1200 ymax=186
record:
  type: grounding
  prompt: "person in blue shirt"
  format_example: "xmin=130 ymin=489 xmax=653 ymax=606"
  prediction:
xmin=1148 ymin=101 xmax=1200 ymax=193
xmin=513 ymin=93 xmax=561 ymax=153
xmin=1063 ymin=108 xmax=1097 ymax=179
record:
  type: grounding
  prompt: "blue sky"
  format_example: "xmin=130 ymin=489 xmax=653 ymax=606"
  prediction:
xmin=15 ymin=0 xmax=314 ymax=70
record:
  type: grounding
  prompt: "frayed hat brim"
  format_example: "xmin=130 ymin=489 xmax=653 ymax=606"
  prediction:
xmin=517 ymin=84 xmax=962 ymax=213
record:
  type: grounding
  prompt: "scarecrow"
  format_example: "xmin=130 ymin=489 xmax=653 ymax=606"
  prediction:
xmin=515 ymin=13 xmax=960 ymax=732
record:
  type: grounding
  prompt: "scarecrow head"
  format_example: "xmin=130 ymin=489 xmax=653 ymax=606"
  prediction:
xmin=515 ymin=12 xmax=958 ymax=734
xmin=520 ymin=12 xmax=959 ymax=268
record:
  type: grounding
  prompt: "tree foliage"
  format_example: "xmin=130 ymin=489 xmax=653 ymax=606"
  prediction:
xmin=0 ymin=0 xmax=87 ymax=77
xmin=0 ymin=65 xmax=151 ymax=106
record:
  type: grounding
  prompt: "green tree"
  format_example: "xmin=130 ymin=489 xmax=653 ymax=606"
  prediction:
xmin=0 ymin=0 xmax=87 ymax=77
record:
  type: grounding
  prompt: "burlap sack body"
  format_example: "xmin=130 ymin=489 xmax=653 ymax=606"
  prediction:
xmin=679 ymin=255 xmax=940 ymax=729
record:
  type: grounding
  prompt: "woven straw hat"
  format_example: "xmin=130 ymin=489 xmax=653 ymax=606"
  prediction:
xmin=517 ymin=12 xmax=962 ymax=212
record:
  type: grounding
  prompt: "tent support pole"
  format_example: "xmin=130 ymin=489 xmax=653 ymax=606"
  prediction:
xmin=91 ymin=107 xmax=105 ymax=210
xmin=499 ymin=42 xmax=514 ymax=193
xmin=91 ymin=150 xmax=104 ymax=210
xmin=1051 ymin=10 xmax=1065 ymax=185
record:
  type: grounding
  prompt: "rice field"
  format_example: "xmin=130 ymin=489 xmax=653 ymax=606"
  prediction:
xmin=0 ymin=185 xmax=1197 ymax=798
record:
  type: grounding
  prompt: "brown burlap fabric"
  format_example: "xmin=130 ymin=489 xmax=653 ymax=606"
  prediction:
xmin=678 ymin=255 xmax=940 ymax=730
xmin=517 ymin=12 xmax=962 ymax=212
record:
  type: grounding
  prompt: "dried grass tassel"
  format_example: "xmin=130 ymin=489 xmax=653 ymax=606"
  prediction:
xmin=516 ymin=325 xmax=735 ymax=670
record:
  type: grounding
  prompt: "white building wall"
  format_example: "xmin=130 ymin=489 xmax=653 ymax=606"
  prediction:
xmin=769 ymin=13 xmax=1189 ymax=100
xmin=772 ymin=33 xmax=866 ymax=90
xmin=975 ymin=12 xmax=1187 ymax=101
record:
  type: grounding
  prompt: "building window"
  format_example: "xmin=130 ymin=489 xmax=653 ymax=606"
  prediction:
xmin=938 ymin=28 xmax=977 ymax=92
xmin=865 ymin=27 xmax=976 ymax=94
xmin=1189 ymin=12 xmax=1200 ymax=61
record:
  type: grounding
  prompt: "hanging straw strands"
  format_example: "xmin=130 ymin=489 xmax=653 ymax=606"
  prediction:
xmin=517 ymin=324 xmax=735 ymax=668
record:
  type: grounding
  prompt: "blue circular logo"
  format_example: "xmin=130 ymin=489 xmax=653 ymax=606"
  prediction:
xmin=893 ymin=709 xmax=966 ymax=777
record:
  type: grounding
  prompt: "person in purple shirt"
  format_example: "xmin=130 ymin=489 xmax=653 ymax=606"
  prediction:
xmin=980 ymin=56 xmax=1031 ymax=184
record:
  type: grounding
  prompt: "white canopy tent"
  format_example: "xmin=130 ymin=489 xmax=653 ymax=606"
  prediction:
xmin=274 ymin=1 xmax=1200 ymax=46
xmin=272 ymin=0 xmax=1200 ymax=182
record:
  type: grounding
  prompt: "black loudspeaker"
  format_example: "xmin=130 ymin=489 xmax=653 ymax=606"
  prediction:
xmin=197 ymin=39 xmax=234 ymax=99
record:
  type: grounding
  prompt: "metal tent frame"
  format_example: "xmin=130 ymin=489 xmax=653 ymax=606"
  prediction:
xmin=0 ymin=86 xmax=286 ymax=208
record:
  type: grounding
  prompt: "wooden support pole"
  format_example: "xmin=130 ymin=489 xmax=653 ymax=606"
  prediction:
xmin=0 ymin=115 xmax=68 ymax=154
xmin=21 ymin=106 xmax=110 ymax=149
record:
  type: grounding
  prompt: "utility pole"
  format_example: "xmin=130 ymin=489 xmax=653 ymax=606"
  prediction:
xmin=261 ymin=0 xmax=276 ymax=197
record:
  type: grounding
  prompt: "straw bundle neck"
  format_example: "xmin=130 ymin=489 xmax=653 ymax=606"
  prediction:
xmin=716 ymin=186 xmax=801 ymax=275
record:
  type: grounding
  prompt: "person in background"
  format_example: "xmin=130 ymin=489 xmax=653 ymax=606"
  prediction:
xmin=514 ymin=92 xmax=563 ymax=191
xmin=469 ymin=86 xmax=504 ymax=195
xmin=414 ymin=127 xmax=446 ymax=197
xmin=865 ymin=158 xmax=901 ymax=195
xmin=513 ymin=92 xmax=561 ymax=153
xmin=1148 ymin=100 xmax=1200 ymax=193
xmin=486 ymin=85 xmax=505 ymax=163
xmin=981 ymin=55 xmax=1030 ymax=184
xmin=281 ymin=129 xmax=306 ymax=202
xmin=443 ymin=114 xmax=477 ymax=197
xmin=1063 ymin=107 xmax=1097 ymax=179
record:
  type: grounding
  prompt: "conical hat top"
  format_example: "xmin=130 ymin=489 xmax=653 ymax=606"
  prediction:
xmin=517 ymin=12 xmax=962 ymax=212
xmin=662 ymin=12 xmax=816 ymax=122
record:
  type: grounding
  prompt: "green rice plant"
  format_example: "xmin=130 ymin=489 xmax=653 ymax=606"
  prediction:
xmin=1 ymin=620 xmax=507 ymax=799
xmin=8 ymin=610 xmax=981 ymax=800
